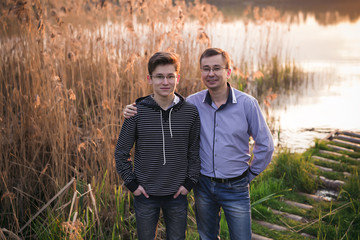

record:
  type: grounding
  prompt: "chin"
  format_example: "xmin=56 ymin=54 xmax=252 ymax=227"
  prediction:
xmin=206 ymin=84 xmax=218 ymax=89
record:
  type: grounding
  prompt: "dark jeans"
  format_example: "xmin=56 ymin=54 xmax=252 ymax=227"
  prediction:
xmin=134 ymin=194 xmax=188 ymax=240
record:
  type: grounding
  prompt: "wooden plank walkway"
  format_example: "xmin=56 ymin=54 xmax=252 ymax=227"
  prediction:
xmin=252 ymin=130 xmax=360 ymax=240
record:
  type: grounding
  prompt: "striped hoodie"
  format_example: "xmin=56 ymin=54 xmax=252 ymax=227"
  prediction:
xmin=114 ymin=93 xmax=201 ymax=196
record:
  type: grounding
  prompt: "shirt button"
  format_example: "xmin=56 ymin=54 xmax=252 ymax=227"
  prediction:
xmin=215 ymin=154 xmax=217 ymax=157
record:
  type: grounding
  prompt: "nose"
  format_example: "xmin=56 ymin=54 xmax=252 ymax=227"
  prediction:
xmin=163 ymin=77 xmax=169 ymax=84
xmin=208 ymin=69 xmax=215 ymax=76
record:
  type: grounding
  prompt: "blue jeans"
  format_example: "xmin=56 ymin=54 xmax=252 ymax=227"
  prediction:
xmin=134 ymin=194 xmax=188 ymax=240
xmin=194 ymin=174 xmax=251 ymax=240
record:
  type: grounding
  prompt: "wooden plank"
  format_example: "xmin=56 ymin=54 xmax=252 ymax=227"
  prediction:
xmin=284 ymin=200 xmax=313 ymax=210
xmin=301 ymin=233 xmax=317 ymax=239
xmin=319 ymin=150 xmax=360 ymax=161
xmin=327 ymin=144 xmax=354 ymax=153
xmin=335 ymin=134 xmax=360 ymax=144
xmin=252 ymin=233 xmax=273 ymax=240
xmin=319 ymin=150 xmax=346 ymax=157
xmin=314 ymin=164 xmax=333 ymax=172
xmin=312 ymin=156 xmax=340 ymax=164
xmin=254 ymin=220 xmax=288 ymax=231
xmin=270 ymin=209 xmax=307 ymax=222
xmin=324 ymin=129 xmax=339 ymax=140
xmin=341 ymin=131 xmax=360 ymax=139
xmin=319 ymin=176 xmax=345 ymax=190
xmin=298 ymin=192 xmax=327 ymax=202
xmin=332 ymin=139 xmax=360 ymax=151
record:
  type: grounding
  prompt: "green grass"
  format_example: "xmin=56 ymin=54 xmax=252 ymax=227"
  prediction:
xmin=20 ymin=138 xmax=359 ymax=239
xmin=248 ymin=140 xmax=360 ymax=239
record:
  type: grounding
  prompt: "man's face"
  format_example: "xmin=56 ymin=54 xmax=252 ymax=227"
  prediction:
xmin=200 ymin=54 xmax=230 ymax=91
xmin=148 ymin=64 xmax=179 ymax=98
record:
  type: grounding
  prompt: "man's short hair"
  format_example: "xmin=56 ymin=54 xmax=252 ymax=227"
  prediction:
xmin=199 ymin=48 xmax=231 ymax=69
xmin=148 ymin=52 xmax=180 ymax=75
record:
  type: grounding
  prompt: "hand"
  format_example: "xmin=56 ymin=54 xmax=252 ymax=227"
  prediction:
xmin=133 ymin=185 xmax=149 ymax=198
xmin=173 ymin=186 xmax=188 ymax=198
xmin=123 ymin=103 xmax=137 ymax=119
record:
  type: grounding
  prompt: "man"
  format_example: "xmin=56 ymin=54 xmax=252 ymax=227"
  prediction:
xmin=124 ymin=48 xmax=274 ymax=239
xmin=115 ymin=52 xmax=201 ymax=240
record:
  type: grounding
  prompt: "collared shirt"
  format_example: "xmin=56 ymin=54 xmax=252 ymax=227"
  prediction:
xmin=170 ymin=95 xmax=180 ymax=109
xmin=186 ymin=84 xmax=274 ymax=181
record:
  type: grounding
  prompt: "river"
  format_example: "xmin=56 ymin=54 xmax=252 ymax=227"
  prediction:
xmin=206 ymin=1 xmax=360 ymax=152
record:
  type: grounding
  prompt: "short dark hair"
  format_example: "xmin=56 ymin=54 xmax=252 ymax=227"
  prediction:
xmin=199 ymin=48 xmax=231 ymax=69
xmin=148 ymin=52 xmax=180 ymax=75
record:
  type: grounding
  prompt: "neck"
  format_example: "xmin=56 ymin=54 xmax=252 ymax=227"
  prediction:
xmin=153 ymin=93 xmax=175 ymax=110
xmin=209 ymin=84 xmax=229 ymax=108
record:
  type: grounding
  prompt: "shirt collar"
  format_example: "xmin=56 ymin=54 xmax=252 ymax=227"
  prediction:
xmin=166 ymin=94 xmax=180 ymax=110
xmin=173 ymin=94 xmax=180 ymax=105
xmin=203 ymin=83 xmax=237 ymax=107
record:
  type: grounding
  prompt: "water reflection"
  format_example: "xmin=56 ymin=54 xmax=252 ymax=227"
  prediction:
xmin=203 ymin=1 xmax=360 ymax=151
xmin=206 ymin=0 xmax=360 ymax=25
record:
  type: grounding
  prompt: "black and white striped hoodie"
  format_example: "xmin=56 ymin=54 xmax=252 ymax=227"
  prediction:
xmin=114 ymin=93 xmax=201 ymax=196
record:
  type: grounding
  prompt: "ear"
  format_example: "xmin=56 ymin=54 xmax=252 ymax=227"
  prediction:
xmin=226 ymin=68 xmax=232 ymax=79
xmin=147 ymin=75 xmax=152 ymax=84
xmin=176 ymin=74 xmax=180 ymax=83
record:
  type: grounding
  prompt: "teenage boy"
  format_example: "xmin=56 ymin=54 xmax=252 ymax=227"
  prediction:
xmin=123 ymin=48 xmax=274 ymax=240
xmin=114 ymin=52 xmax=201 ymax=240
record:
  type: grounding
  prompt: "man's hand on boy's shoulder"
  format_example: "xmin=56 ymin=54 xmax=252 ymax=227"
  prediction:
xmin=123 ymin=102 xmax=137 ymax=119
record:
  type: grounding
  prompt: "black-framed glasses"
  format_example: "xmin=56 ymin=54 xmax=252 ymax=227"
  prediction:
xmin=200 ymin=66 xmax=227 ymax=74
xmin=151 ymin=74 xmax=177 ymax=81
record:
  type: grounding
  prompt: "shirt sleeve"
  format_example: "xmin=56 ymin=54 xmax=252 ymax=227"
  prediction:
xmin=183 ymin=110 xmax=201 ymax=191
xmin=114 ymin=116 xmax=138 ymax=192
xmin=246 ymin=98 xmax=274 ymax=182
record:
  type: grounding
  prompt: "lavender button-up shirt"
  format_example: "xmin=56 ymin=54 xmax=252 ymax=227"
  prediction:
xmin=186 ymin=84 xmax=274 ymax=181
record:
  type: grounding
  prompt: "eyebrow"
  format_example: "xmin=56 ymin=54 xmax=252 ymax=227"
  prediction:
xmin=154 ymin=73 xmax=176 ymax=76
xmin=202 ymin=64 xmax=222 ymax=67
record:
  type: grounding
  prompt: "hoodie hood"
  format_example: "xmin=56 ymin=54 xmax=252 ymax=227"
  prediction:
xmin=135 ymin=92 xmax=185 ymax=121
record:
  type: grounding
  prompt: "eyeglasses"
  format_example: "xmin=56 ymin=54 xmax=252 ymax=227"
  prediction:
xmin=200 ymin=66 xmax=227 ymax=74
xmin=151 ymin=74 xmax=177 ymax=81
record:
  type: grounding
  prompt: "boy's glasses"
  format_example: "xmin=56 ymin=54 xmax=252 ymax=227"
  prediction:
xmin=151 ymin=74 xmax=177 ymax=81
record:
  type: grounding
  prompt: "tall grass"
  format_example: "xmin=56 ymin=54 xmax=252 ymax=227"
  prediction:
xmin=0 ymin=0 xmax=217 ymax=238
xmin=1 ymin=0 xmax=309 ymax=238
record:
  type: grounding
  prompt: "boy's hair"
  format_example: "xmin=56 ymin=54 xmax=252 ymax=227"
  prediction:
xmin=148 ymin=52 xmax=180 ymax=75
xmin=199 ymin=48 xmax=231 ymax=69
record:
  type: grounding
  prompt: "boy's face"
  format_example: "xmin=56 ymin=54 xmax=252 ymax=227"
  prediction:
xmin=148 ymin=64 xmax=179 ymax=99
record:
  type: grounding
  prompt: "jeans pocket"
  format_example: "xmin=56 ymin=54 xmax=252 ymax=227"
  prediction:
xmin=134 ymin=193 xmax=146 ymax=201
xmin=229 ymin=175 xmax=249 ymax=190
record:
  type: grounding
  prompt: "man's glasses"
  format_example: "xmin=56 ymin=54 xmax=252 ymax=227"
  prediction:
xmin=200 ymin=66 xmax=226 ymax=74
xmin=151 ymin=74 xmax=177 ymax=81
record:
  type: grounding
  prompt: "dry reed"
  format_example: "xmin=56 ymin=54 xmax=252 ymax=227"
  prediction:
xmin=0 ymin=0 xmax=305 ymax=238
xmin=0 ymin=0 xmax=220 ymax=237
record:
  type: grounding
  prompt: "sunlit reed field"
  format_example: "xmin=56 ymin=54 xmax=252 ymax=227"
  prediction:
xmin=0 ymin=0 xmax=308 ymax=238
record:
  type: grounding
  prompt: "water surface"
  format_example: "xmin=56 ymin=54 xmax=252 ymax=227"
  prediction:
xmin=208 ymin=2 xmax=360 ymax=151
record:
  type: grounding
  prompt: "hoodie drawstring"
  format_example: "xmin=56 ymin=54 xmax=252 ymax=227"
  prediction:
xmin=169 ymin=108 xmax=173 ymax=138
xmin=160 ymin=109 xmax=174 ymax=165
